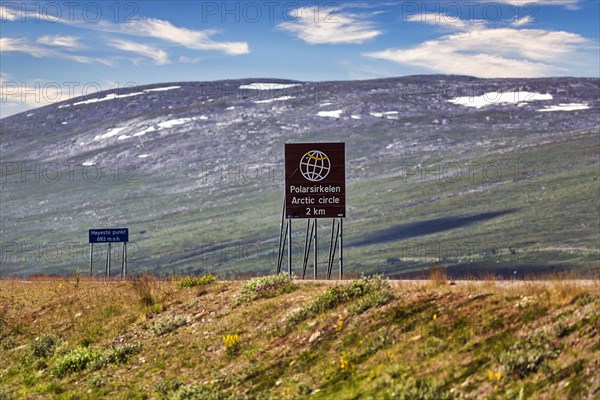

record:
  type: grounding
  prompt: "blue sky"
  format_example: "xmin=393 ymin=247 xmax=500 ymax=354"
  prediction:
xmin=1 ymin=0 xmax=599 ymax=116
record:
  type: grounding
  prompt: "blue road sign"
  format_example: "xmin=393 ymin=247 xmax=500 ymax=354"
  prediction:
xmin=89 ymin=228 xmax=128 ymax=243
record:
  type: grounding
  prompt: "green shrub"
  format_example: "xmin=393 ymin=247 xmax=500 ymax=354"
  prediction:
xmin=150 ymin=315 xmax=188 ymax=336
xmin=573 ymin=292 xmax=596 ymax=306
xmin=238 ymin=273 xmax=297 ymax=303
xmin=144 ymin=303 xmax=165 ymax=319
xmin=297 ymin=383 xmax=312 ymax=396
xmin=553 ymin=321 xmax=575 ymax=339
xmin=30 ymin=334 xmax=59 ymax=358
xmin=52 ymin=343 xmax=141 ymax=377
xmin=172 ymin=384 xmax=221 ymax=400
xmin=156 ymin=379 xmax=183 ymax=398
xmin=0 ymin=336 xmax=17 ymax=350
xmin=498 ymin=332 xmax=560 ymax=378
xmin=389 ymin=376 xmax=458 ymax=399
xmin=156 ymin=381 xmax=224 ymax=400
xmin=103 ymin=342 xmax=141 ymax=364
xmin=53 ymin=347 xmax=104 ymax=377
xmin=286 ymin=275 xmax=392 ymax=325
xmin=178 ymin=274 xmax=217 ymax=289
xmin=351 ymin=287 xmax=393 ymax=314
xmin=344 ymin=274 xmax=390 ymax=299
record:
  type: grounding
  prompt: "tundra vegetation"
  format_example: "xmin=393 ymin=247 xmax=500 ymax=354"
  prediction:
xmin=0 ymin=273 xmax=598 ymax=399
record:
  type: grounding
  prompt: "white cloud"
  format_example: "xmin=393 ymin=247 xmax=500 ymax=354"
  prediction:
xmin=1 ymin=37 xmax=53 ymax=58
xmin=512 ymin=16 xmax=533 ymax=26
xmin=0 ymin=4 xmax=75 ymax=24
xmin=179 ymin=55 xmax=201 ymax=64
xmin=365 ymin=19 xmax=589 ymax=78
xmin=1 ymin=37 xmax=112 ymax=66
xmin=37 ymin=35 xmax=84 ymax=48
xmin=494 ymin=0 xmax=578 ymax=5
xmin=496 ymin=0 xmax=581 ymax=10
xmin=2 ymin=4 xmax=249 ymax=57
xmin=279 ymin=6 xmax=382 ymax=44
xmin=406 ymin=14 xmax=486 ymax=30
xmin=118 ymin=18 xmax=249 ymax=55
xmin=0 ymin=5 xmax=17 ymax=20
xmin=109 ymin=39 xmax=170 ymax=65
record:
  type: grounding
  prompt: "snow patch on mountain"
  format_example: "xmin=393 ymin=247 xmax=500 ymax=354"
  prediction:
xmin=133 ymin=127 xmax=156 ymax=137
xmin=157 ymin=118 xmax=195 ymax=129
xmin=68 ymin=86 xmax=179 ymax=107
xmin=239 ymin=83 xmax=301 ymax=90
xmin=93 ymin=127 xmax=126 ymax=141
xmin=448 ymin=92 xmax=553 ymax=109
xmin=144 ymin=86 xmax=181 ymax=92
xmin=74 ymin=92 xmax=145 ymax=106
xmin=317 ymin=110 xmax=343 ymax=118
xmin=254 ymin=96 xmax=295 ymax=104
xmin=537 ymin=103 xmax=590 ymax=112
xmin=370 ymin=111 xmax=398 ymax=119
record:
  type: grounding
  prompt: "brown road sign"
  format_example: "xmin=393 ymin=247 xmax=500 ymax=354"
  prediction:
xmin=285 ymin=143 xmax=345 ymax=219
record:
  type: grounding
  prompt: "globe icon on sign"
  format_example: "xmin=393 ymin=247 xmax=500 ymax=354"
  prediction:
xmin=300 ymin=150 xmax=331 ymax=182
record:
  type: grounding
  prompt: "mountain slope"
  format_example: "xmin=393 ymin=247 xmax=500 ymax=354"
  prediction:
xmin=1 ymin=76 xmax=599 ymax=277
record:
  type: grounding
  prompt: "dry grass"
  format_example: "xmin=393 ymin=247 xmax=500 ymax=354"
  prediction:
xmin=427 ymin=263 xmax=449 ymax=287
xmin=0 ymin=276 xmax=598 ymax=399
xmin=129 ymin=273 xmax=162 ymax=307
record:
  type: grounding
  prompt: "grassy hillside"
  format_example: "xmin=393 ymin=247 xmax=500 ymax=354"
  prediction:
xmin=0 ymin=274 xmax=599 ymax=399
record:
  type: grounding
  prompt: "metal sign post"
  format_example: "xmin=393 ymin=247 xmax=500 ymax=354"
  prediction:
xmin=339 ymin=218 xmax=343 ymax=280
xmin=301 ymin=219 xmax=317 ymax=279
xmin=106 ymin=243 xmax=111 ymax=277
xmin=121 ymin=243 xmax=127 ymax=278
xmin=323 ymin=218 xmax=344 ymax=280
xmin=287 ymin=219 xmax=292 ymax=276
xmin=89 ymin=243 xmax=94 ymax=276
xmin=279 ymin=143 xmax=346 ymax=278
xmin=277 ymin=199 xmax=288 ymax=274
xmin=314 ymin=219 xmax=318 ymax=279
